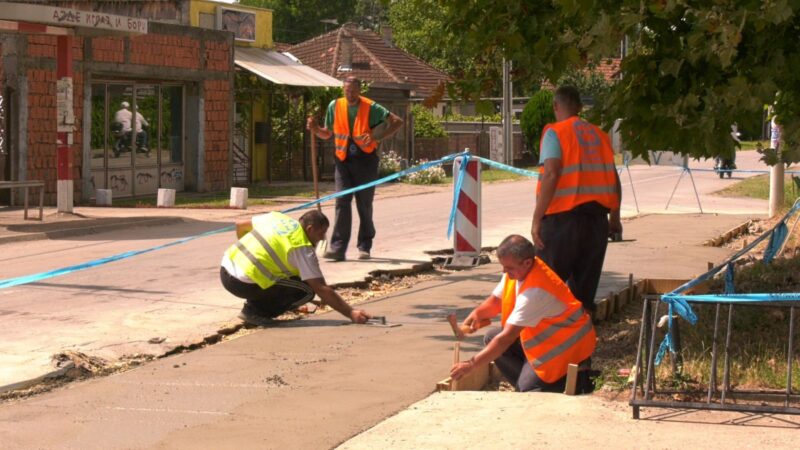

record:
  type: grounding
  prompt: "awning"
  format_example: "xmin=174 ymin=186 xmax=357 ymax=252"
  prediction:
xmin=234 ymin=47 xmax=342 ymax=88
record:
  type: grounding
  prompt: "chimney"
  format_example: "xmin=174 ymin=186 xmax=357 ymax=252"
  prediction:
xmin=338 ymin=35 xmax=353 ymax=72
xmin=381 ymin=25 xmax=393 ymax=47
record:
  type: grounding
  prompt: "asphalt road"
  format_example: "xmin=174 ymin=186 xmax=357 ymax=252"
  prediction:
xmin=0 ymin=151 xmax=769 ymax=390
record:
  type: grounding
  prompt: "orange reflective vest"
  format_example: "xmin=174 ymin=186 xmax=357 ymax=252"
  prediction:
xmin=333 ymin=96 xmax=377 ymax=161
xmin=499 ymin=257 xmax=596 ymax=383
xmin=537 ymin=116 xmax=619 ymax=215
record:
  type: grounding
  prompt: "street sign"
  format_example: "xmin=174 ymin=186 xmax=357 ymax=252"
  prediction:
xmin=489 ymin=126 xmax=503 ymax=163
xmin=0 ymin=4 xmax=147 ymax=34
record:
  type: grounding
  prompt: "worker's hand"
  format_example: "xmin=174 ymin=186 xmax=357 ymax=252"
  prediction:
xmin=609 ymin=211 xmax=623 ymax=236
xmin=306 ymin=116 xmax=317 ymax=132
xmin=450 ymin=358 xmax=475 ymax=380
xmin=350 ymin=309 xmax=370 ymax=324
xmin=462 ymin=311 xmax=480 ymax=333
xmin=531 ymin=217 xmax=545 ymax=250
xmin=358 ymin=132 xmax=375 ymax=146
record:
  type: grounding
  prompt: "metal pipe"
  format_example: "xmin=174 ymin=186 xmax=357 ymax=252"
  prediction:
xmin=708 ymin=303 xmax=721 ymax=403
xmin=631 ymin=295 xmax=650 ymax=406
xmin=722 ymin=304 xmax=734 ymax=404
xmin=787 ymin=306 xmax=795 ymax=407
xmin=645 ymin=299 xmax=660 ymax=399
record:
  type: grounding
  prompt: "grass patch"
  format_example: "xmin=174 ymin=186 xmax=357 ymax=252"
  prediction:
xmin=437 ymin=166 xmax=538 ymax=185
xmin=716 ymin=174 xmax=800 ymax=209
xmin=109 ymin=184 xmax=333 ymax=208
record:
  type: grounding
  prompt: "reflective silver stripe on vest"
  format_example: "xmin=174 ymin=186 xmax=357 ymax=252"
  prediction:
xmin=528 ymin=318 xmax=593 ymax=368
xmin=523 ymin=307 xmax=586 ymax=351
xmin=235 ymin=242 xmax=280 ymax=283
xmin=561 ymin=162 xmax=616 ymax=175
xmin=553 ymin=184 xmax=617 ymax=198
xmin=250 ymin=230 xmax=293 ymax=278
xmin=334 ymin=133 xmax=349 ymax=140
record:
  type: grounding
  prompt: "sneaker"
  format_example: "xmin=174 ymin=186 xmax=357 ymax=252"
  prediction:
xmin=237 ymin=305 xmax=274 ymax=327
xmin=323 ymin=251 xmax=345 ymax=262
xmin=358 ymin=250 xmax=371 ymax=260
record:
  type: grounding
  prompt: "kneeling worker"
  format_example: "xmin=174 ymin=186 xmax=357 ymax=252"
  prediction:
xmin=450 ymin=235 xmax=595 ymax=392
xmin=220 ymin=210 xmax=371 ymax=326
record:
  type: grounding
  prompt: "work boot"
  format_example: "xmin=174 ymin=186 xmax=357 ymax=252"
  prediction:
xmin=358 ymin=250 xmax=371 ymax=260
xmin=323 ymin=250 xmax=345 ymax=262
xmin=237 ymin=304 xmax=274 ymax=327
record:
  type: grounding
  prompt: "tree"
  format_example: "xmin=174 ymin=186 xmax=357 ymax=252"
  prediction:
xmin=240 ymin=0 xmax=386 ymax=44
xmin=431 ymin=0 xmax=800 ymax=164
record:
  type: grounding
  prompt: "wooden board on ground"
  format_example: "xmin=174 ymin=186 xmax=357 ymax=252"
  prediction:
xmin=436 ymin=363 xmax=495 ymax=392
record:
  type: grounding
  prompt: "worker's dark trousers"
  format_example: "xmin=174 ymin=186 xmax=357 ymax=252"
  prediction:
xmin=536 ymin=202 xmax=609 ymax=314
xmin=220 ymin=268 xmax=314 ymax=318
xmin=329 ymin=153 xmax=379 ymax=255
xmin=484 ymin=327 xmax=566 ymax=392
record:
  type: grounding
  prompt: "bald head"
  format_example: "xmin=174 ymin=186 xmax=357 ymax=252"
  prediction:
xmin=553 ymin=85 xmax=582 ymax=120
xmin=496 ymin=234 xmax=536 ymax=261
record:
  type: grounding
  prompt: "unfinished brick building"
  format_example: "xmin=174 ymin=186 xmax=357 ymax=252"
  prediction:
xmin=0 ymin=1 xmax=234 ymax=203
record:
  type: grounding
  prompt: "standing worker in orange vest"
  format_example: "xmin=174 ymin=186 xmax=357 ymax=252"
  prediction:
xmin=307 ymin=76 xmax=404 ymax=261
xmin=531 ymin=85 xmax=622 ymax=315
xmin=451 ymin=235 xmax=596 ymax=392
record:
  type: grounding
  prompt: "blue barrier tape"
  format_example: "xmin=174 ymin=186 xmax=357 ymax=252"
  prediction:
xmin=764 ymin=221 xmax=788 ymax=263
xmin=725 ymin=262 xmax=735 ymax=294
xmin=282 ymin=151 xmax=468 ymax=214
xmin=663 ymin=292 xmax=800 ymax=303
xmin=0 ymin=151 xmax=470 ymax=290
xmin=447 ymin=153 xmax=470 ymax=239
xmin=0 ymin=226 xmax=233 ymax=290
xmin=473 ymin=156 xmax=540 ymax=178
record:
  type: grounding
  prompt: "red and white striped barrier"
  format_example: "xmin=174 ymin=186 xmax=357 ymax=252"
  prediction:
xmin=446 ymin=154 xmax=482 ymax=267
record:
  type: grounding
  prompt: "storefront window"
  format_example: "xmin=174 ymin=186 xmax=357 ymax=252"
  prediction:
xmin=90 ymin=82 xmax=185 ymax=197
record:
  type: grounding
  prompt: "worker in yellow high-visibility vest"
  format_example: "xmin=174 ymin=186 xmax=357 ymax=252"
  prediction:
xmin=220 ymin=209 xmax=370 ymax=326
xmin=307 ymin=76 xmax=404 ymax=262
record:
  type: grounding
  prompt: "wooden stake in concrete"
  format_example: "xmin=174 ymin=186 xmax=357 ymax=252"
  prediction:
xmin=451 ymin=341 xmax=461 ymax=391
xmin=565 ymin=363 xmax=579 ymax=395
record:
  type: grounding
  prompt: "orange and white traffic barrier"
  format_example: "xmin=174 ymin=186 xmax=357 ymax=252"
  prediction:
xmin=446 ymin=154 xmax=482 ymax=267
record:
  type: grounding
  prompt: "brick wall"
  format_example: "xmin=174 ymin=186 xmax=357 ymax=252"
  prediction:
xmin=204 ymin=40 xmax=230 ymax=72
xmin=204 ymin=79 xmax=230 ymax=191
xmin=24 ymin=36 xmax=85 ymax=204
xmin=92 ymin=37 xmax=124 ymax=63
xmin=130 ymin=34 xmax=200 ymax=69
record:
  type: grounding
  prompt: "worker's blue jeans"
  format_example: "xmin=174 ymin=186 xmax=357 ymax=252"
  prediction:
xmin=329 ymin=153 xmax=379 ymax=256
xmin=484 ymin=327 xmax=567 ymax=392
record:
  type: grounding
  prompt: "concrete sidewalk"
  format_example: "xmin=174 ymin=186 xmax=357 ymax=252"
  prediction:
xmin=0 ymin=212 xmax=768 ymax=449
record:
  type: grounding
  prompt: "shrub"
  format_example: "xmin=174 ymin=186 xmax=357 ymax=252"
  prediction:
xmin=411 ymin=104 xmax=447 ymax=138
xmin=404 ymin=160 xmax=447 ymax=184
xmin=379 ymin=150 xmax=403 ymax=177
xmin=520 ymin=89 xmax=555 ymax=161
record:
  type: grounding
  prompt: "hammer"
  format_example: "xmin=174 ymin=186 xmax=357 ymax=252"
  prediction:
xmin=446 ymin=313 xmax=491 ymax=340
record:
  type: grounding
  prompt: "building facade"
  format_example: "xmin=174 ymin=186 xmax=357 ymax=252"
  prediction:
xmin=0 ymin=1 xmax=233 ymax=203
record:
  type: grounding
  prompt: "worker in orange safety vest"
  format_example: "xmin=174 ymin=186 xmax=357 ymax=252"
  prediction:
xmin=531 ymin=85 xmax=622 ymax=314
xmin=451 ymin=235 xmax=596 ymax=392
xmin=307 ymin=76 xmax=404 ymax=262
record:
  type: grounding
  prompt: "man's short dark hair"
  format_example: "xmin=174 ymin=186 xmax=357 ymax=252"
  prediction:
xmin=496 ymin=235 xmax=536 ymax=261
xmin=299 ymin=210 xmax=329 ymax=229
xmin=554 ymin=85 xmax=582 ymax=114
xmin=343 ymin=76 xmax=362 ymax=89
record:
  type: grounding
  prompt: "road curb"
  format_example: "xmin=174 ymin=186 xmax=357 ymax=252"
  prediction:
xmin=0 ymin=216 xmax=187 ymax=245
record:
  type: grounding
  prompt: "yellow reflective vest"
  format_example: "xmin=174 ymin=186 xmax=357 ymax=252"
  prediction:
xmin=224 ymin=212 xmax=313 ymax=289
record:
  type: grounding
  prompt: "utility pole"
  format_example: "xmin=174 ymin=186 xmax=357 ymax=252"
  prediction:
xmin=502 ymin=59 xmax=513 ymax=166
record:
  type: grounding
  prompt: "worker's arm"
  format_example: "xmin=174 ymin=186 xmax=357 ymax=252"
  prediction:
xmin=462 ymin=294 xmax=501 ymax=332
xmin=609 ymin=169 xmax=623 ymax=235
xmin=368 ymin=112 xmax=404 ymax=144
xmin=531 ymin=157 xmax=561 ymax=250
xmin=306 ymin=278 xmax=370 ymax=323
xmin=235 ymin=219 xmax=253 ymax=239
xmin=450 ymin=323 xmax=523 ymax=380
xmin=307 ymin=116 xmax=333 ymax=140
